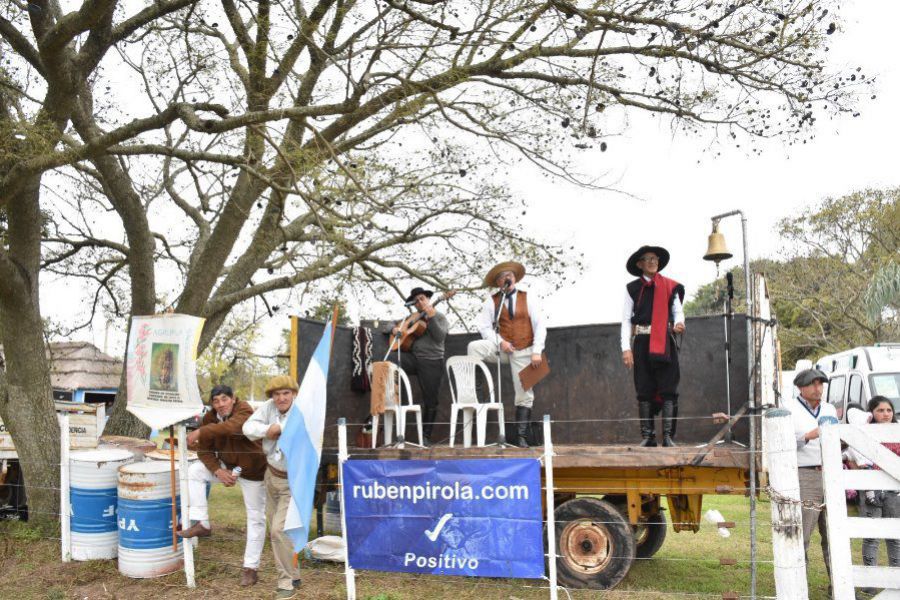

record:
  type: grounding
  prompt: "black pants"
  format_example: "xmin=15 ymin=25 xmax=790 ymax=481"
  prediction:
xmin=388 ymin=353 xmax=444 ymax=414
xmin=632 ymin=334 xmax=680 ymax=403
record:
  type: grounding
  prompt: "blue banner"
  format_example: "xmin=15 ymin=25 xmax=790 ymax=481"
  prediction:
xmin=343 ymin=458 xmax=544 ymax=578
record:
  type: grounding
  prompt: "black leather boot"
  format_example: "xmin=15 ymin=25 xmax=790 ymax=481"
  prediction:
xmin=422 ymin=407 xmax=436 ymax=446
xmin=662 ymin=400 xmax=677 ymax=447
xmin=638 ymin=400 xmax=657 ymax=447
xmin=515 ymin=406 xmax=531 ymax=448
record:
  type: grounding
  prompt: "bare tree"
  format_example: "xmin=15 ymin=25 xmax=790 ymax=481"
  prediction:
xmin=1 ymin=0 xmax=873 ymax=510
xmin=0 ymin=0 xmax=207 ymax=526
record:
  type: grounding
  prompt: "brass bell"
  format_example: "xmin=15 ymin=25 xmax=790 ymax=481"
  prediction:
xmin=703 ymin=223 xmax=733 ymax=264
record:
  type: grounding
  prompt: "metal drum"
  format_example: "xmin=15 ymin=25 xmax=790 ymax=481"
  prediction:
xmin=117 ymin=461 xmax=184 ymax=578
xmin=324 ymin=490 xmax=343 ymax=534
xmin=69 ymin=448 xmax=135 ymax=561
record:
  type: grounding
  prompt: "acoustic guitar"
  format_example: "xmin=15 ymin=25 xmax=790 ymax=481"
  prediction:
xmin=389 ymin=290 xmax=457 ymax=352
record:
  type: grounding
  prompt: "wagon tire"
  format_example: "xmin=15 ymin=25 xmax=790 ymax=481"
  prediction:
xmin=634 ymin=511 xmax=667 ymax=559
xmin=548 ymin=497 xmax=635 ymax=589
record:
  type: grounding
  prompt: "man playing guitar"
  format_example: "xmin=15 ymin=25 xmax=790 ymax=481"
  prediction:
xmin=389 ymin=287 xmax=449 ymax=446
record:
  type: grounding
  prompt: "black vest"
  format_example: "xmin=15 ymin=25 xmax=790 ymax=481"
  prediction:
xmin=626 ymin=278 xmax=684 ymax=325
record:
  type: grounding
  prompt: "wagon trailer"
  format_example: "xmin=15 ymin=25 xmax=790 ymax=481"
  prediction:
xmin=293 ymin=277 xmax=776 ymax=589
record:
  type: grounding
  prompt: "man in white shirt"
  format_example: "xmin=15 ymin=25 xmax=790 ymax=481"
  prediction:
xmin=788 ymin=368 xmax=835 ymax=583
xmin=621 ymin=245 xmax=685 ymax=447
xmin=243 ymin=375 xmax=302 ymax=599
xmin=468 ymin=261 xmax=547 ymax=448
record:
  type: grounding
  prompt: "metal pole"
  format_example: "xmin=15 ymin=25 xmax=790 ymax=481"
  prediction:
xmin=710 ymin=209 xmax=756 ymax=598
xmin=177 ymin=425 xmax=196 ymax=588
xmin=542 ymin=415 xmax=558 ymax=600
xmin=741 ymin=212 xmax=758 ymax=600
xmin=337 ymin=418 xmax=357 ymax=600
xmin=59 ymin=413 xmax=71 ymax=563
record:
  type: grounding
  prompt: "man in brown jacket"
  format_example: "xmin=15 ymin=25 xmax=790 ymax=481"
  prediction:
xmin=179 ymin=385 xmax=267 ymax=587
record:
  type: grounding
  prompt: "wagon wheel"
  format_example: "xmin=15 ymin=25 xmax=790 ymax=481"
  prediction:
xmin=549 ymin=497 xmax=635 ymax=589
xmin=634 ymin=511 xmax=667 ymax=559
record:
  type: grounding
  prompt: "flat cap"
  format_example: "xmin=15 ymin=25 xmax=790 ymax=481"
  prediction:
xmin=793 ymin=368 xmax=828 ymax=388
xmin=265 ymin=374 xmax=299 ymax=397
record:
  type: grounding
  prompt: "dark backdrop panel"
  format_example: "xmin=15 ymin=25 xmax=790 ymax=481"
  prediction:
xmin=296 ymin=315 xmax=749 ymax=450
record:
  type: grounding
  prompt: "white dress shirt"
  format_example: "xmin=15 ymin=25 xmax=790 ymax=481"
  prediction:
xmin=620 ymin=275 xmax=685 ymax=351
xmin=242 ymin=398 xmax=290 ymax=470
xmin=476 ymin=288 xmax=547 ymax=354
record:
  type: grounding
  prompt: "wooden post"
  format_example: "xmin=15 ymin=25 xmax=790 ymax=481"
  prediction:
xmin=177 ymin=425 xmax=196 ymax=588
xmin=820 ymin=422 xmax=854 ymax=598
xmin=59 ymin=413 xmax=71 ymax=563
xmin=762 ymin=408 xmax=808 ymax=599
xmin=543 ymin=415 xmax=558 ymax=600
xmin=338 ymin=418 xmax=356 ymax=600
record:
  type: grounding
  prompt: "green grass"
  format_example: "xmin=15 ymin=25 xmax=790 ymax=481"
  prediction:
xmin=0 ymin=487 xmax=880 ymax=599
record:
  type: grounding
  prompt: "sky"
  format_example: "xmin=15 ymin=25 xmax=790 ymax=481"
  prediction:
xmin=516 ymin=0 xmax=900 ymax=327
xmin=56 ymin=0 xmax=900 ymax=357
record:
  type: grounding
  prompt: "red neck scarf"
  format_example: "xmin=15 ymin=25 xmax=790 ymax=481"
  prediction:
xmin=639 ymin=274 xmax=679 ymax=358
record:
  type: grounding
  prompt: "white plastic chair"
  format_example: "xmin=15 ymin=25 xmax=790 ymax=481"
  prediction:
xmin=371 ymin=363 xmax=424 ymax=448
xmin=446 ymin=356 xmax=505 ymax=447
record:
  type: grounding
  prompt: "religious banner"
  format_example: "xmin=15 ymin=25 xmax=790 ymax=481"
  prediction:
xmin=126 ymin=314 xmax=205 ymax=429
xmin=342 ymin=458 xmax=544 ymax=579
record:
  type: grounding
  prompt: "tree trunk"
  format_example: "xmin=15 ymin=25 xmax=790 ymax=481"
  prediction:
xmin=0 ymin=181 xmax=60 ymax=528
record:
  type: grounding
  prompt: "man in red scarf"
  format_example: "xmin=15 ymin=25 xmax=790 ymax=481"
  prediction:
xmin=621 ymin=245 xmax=685 ymax=447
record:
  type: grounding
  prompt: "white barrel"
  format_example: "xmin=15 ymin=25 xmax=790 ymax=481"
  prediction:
xmin=70 ymin=449 xmax=135 ymax=561
xmin=117 ymin=461 xmax=184 ymax=578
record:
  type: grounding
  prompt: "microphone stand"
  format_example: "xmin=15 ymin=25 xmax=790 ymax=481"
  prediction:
xmin=488 ymin=285 xmax=510 ymax=447
xmin=721 ymin=272 xmax=741 ymax=446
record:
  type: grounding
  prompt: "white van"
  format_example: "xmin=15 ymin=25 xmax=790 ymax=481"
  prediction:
xmin=814 ymin=344 xmax=900 ymax=421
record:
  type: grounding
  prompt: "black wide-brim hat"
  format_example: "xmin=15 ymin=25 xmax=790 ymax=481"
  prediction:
xmin=405 ymin=287 xmax=434 ymax=303
xmin=626 ymin=245 xmax=670 ymax=277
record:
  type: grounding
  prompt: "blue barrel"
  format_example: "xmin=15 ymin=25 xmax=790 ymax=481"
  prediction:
xmin=70 ymin=449 xmax=135 ymax=560
xmin=117 ymin=461 xmax=184 ymax=577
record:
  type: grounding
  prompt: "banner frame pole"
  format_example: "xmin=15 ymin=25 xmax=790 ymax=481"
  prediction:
xmin=177 ymin=424 xmax=196 ymax=588
xmin=59 ymin=413 xmax=71 ymax=563
xmin=543 ymin=414 xmax=558 ymax=600
xmin=337 ymin=418 xmax=357 ymax=600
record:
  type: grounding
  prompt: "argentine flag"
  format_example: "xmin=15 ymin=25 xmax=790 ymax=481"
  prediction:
xmin=278 ymin=316 xmax=334 ymax=551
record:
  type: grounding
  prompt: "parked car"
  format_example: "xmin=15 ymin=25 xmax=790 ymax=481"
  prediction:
xmin=813 ymin=344 xmax=900 ymax=421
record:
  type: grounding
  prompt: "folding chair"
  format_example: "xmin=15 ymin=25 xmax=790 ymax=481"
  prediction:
xmin=446 ymin=356 xmax=505 ymax=447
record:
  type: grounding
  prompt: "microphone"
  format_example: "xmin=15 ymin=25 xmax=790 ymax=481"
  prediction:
xmin=726 ymin=272 xmax=734 ymax=299
xmin=404 ymin=298 xmax=417 ymax=307
xmin=502 ymin=278 xmax=512 ymax=292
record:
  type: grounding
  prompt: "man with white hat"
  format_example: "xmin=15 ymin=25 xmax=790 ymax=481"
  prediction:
xmin=243 ymin=375 xmax=302 ymax=599
xmin=788 ymin=367 xmax=836 ymax=584
xmin=468 ymin=261 xmax=547 ymax=448
xmin=622 ymin=245 xmax=685 ymax=447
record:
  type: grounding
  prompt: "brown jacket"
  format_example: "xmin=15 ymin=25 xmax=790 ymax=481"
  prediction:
xmin=196 ymin=399 xmax=267 ymax=481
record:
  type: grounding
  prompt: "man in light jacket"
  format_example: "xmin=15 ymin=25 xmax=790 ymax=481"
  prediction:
xmin=243 ymin=375 xmax=302 ymax=599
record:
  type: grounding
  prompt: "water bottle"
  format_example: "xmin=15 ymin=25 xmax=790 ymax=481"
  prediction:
xmin=231 ymin=466 xmax=242 ymax=478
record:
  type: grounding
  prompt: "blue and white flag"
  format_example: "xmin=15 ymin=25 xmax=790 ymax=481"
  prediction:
xmin=278 ymin=316 xmax=334 ymax=551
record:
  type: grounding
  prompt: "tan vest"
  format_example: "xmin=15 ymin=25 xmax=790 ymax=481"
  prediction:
xmin=492 ymin=290 xmax=534 ymax=350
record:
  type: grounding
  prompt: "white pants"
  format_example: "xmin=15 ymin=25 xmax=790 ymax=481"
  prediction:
xmin=187 ymin=460 xmax=266 ymax=569
xmin=467 ymin=339 xmax=535 ymax=408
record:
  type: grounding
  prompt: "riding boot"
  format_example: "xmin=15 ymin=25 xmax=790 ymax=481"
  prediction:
xmin=662 ymin=400 xmax=677 ymax=447
xmin=638 ymin=400 xmax=657 ymax=447
xmin=515 ymin=406 xmax=531 ymax=448
xmin=422 ymin=407 xmax=436 ymax=446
